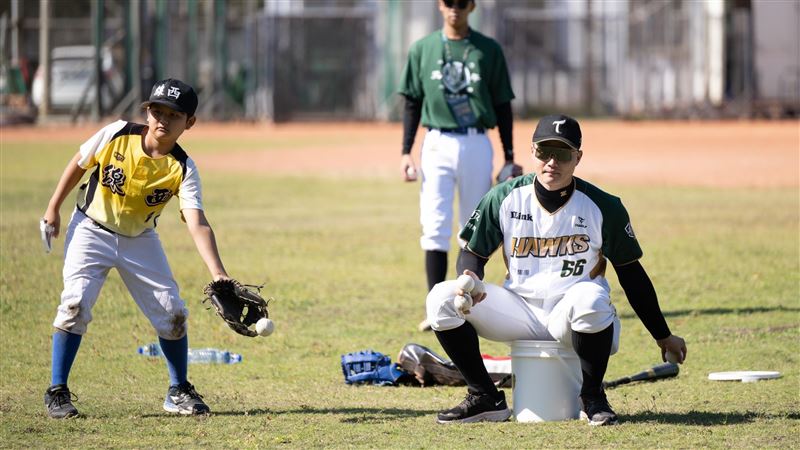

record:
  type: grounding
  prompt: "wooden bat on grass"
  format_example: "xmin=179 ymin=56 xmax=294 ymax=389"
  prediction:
xmin=602 ymin=362 xmax=680 ymax=389
xmin=493 ymin=362 xmax=679 ymax=389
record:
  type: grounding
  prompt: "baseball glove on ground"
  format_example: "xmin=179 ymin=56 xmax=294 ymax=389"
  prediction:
xmin=341 ymin=350 xmax=407 ymax=386
xmin=203 ymin=279 xmax=269 ymax=337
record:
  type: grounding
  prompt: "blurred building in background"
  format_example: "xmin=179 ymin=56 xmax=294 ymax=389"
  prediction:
xmin=1 ymin=0 xmax=797 ymax=124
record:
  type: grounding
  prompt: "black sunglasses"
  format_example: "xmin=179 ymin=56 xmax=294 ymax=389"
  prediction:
xmin=533 ymin=144 xmax=577 ymax=163
xmin=443 ymin=0 xmax=472 ymax=9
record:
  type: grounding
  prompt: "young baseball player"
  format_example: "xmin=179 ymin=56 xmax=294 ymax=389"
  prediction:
xmin=425 ymin=114 xmax=688 ymax=425
xmin=399 ymin=0 xmax=521 ymax=331
xmin=41 ymin=78 xmax=229 ymax=418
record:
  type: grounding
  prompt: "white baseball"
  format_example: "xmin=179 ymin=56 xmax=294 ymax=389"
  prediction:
xmin=256 ymin=318 xmax=274 ymax=337
xmin=665 ymin=350 xmax=682 ymax=364
xmin=406 ymin=166 xmax=417 ymax=180
xmin=456 ymin=274 xmax=475 ymax=293
xmin=457 ymin=273 xmax=484 ymax=299
xmin=470 ymin=276 xmax=485 ymax=298
xmin=454 ymin=293 xmax=473 ymax=313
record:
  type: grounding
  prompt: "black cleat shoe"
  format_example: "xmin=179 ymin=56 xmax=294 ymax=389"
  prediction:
xmin=44 ymin=384 xmax=79 ymax=419
xmin=437 ymin=390 xmax=512 ymax=424
xmin=163 ymin=381 xmax=211 ymax=415
xmin=580 ymin=391 xmax=618 ymax=426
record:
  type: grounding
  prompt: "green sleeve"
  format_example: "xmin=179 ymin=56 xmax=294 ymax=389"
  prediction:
xmin=459 ymin=177 xmax=525 ymax=257
xmin=601 ymin=200 xmax=643 ymax=265
xmin=576 ymin=178 xmax=643 ymax=264
xmin=399 ymin=42 xmax=423 ymax=101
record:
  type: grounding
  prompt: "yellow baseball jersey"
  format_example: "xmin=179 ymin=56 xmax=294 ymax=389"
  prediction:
xmin=75 ymin=120 xmax=203 ymax=237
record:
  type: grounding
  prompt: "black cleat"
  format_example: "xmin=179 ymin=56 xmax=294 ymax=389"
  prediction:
xmin=44 ymin=384 xmax=79 ymax=419
xmin=580 ymin=391 xmax=618 ymax=426
xmin=163 ymin=381 xmax=211 ymax=415
xmin=437 ymin=390 xmax=512 ymax=424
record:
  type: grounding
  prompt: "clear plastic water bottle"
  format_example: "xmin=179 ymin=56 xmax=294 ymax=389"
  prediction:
xmin=137 ymin=343 xmax=242 ymax=364
xmin=138 ymin=342 xmax=163 ymax=357
xmin=187 ymin=348 xmax=242 ymax=364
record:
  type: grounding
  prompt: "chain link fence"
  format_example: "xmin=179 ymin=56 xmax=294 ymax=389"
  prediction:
xmin=3 ymin=0 xmax=797 ymax=124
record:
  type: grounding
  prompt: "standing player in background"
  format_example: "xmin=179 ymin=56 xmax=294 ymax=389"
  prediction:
xmin=399 ymin=0 xmax=521 ymax=331
xmin=425 ymin=114 xmax=687 ymax=425
xmin=41 ymin=79 xmax=230 ymax=418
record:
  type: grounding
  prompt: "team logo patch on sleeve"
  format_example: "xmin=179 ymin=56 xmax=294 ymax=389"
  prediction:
xmin=145 ymin=188 xmax=173 ymax=206
xmin=463 ymin=210 xmax=481 ymax=231
xmin=101 ymin=164 xmax=126 ymax=196
xmin=625 ymin=222 xmax=636 ymax=239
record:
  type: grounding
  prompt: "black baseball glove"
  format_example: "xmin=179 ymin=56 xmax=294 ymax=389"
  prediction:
xmin=203 ymin=279 xmax=270 ymax=337
xmin=495 ymin=162 xmax=524 ymax=184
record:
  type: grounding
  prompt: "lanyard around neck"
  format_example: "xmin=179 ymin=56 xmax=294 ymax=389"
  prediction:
xmin=441 ymin=29 xmax=472 ymax=64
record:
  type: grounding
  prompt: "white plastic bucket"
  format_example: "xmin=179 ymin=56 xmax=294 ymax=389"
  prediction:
xmin=510 ymin=340 xmax=582 ymax=422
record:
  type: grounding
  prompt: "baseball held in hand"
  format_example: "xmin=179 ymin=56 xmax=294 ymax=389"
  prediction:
xmin=665 ymin=350 xmax=682 ymax=364
xmin=456 ymin=274 xmax=475 ymax=293
xmin=454 ymin=293 xmax=473 ymax=313
xmin=456 ymin=273 xmax=485 ymax=298
xmin=406 ymin=166 xmax=417 ymax=181
xmin=256 ymin=318 xmax=274 ymax=337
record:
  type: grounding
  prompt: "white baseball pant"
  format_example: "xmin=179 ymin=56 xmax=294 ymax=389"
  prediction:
xmin=53 ymin=209 xmax=188 ymax=339
xmin=426 ymin=280 xmax=620 ymax=353
xmin=418 ymin=129 xmax=493 ymax=252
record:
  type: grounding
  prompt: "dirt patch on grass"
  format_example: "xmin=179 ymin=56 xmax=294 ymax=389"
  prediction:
xmin=187 ymin=119 xmax=800 ymax=188
xmin=6 ymin=119 xmax=798 ymax=187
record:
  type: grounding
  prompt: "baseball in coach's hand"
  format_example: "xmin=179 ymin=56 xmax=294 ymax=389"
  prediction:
xmin=256 ymin=318 xmax=274 ymax=337
xmin=456 ymin=274 xmax=475 ymax=293
xmin=454 ymin=293 xmax=473 ymax=313
xmin=665 ymin=350 xmax=682 ymax=364
xmin=457 ymin=273 xmax=485 ymax=299
xmin=469 ymin=275 xmax=485 ymax=298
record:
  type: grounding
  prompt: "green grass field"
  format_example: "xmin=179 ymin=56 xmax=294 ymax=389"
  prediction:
xmin=1 ymin=137 xmax=798 ymax=449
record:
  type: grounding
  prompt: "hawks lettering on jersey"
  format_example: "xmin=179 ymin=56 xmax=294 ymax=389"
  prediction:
xmin=510 ymin=234 xmax=590 ymax=258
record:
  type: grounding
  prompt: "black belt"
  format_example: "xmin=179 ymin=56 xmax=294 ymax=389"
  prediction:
xmin=76 ymin=207 xmax=118 ymax=235
xmin=431 ymin=127 xmax=485 ymax=135
xmin=90 ymin=218 xmax=117 ymax=235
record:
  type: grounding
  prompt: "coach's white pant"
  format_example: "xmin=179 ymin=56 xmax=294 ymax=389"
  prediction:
xmin=53 ymin=209 xmax=188 ymax=339
xmin=419 ymin=129 xmax=493 ymax=252
xmin=426 ymin=280 xmax=620 ymax=354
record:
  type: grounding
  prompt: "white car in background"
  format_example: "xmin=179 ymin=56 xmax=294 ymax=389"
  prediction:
xmin=31 ymin=45 xmax=123 ymax=112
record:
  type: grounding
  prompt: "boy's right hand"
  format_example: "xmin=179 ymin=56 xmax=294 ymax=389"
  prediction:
xmin=42 ymin=208 xmax=61 ymax=239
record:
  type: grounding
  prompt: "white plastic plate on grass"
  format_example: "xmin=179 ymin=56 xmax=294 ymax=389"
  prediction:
xmin=708 ymin=371 xmax=781 ymax=382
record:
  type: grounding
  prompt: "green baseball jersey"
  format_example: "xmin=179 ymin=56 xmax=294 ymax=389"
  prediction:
xmin=460 ymin=175 xmax=642 ymax=300
xmin=399 ymin=29 xmax=514 ymax=129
